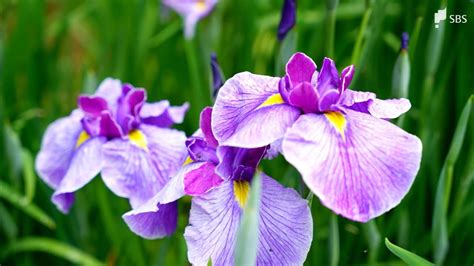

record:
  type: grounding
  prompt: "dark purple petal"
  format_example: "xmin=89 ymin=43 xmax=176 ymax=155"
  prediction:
xmin=186 ymin=137 xmax=219 ymax=164
xmin=99 ymin=111 xmax=123 ymax=138
xmin=212 ymin=72 xmax=300 ymax=148
xmin=101 ymin=125 xmax=187 ymax=208
xmin=52 ymin=137 xmax=105 ymax=213
xmin=318 ymin=88 xmax=340 ymax=111
xmin=211 ymin=53 xmax=225 ymax=98
xmin=282 ymin=110 xmax=422 ymax=222
xmin=78 ymin=96 xmax=108 ymax=117
xmin=288 ymin=81 xmax=319 ymax=113
xmin=35 ymin=110 xmax=83 ymax=189
xmin=216 ymin=146 xmax=267 ymax=181
xmin=316 ymin=57 xmax=340 ymax=95
xmin=401 ymin=32 xmax=409 ymax=51
xmin=277 ymin=0 xmax=296 ymax=41
xmin=184 ymin=162 xmax=223 ymax=196
xmin=117 ymin=89 xmax=146 ymax=133
xmin=199 ymin=106 xmax=218 ymax=147
xmin=285 ymin=52 xmax=317 ymax=86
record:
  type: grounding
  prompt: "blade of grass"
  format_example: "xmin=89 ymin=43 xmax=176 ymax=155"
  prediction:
xmin=432 ymin=95 xmax=473 ymax=265
xmin=0 ymin=180 xmax=55 ymax=229
xmin=235 ymin=171 xmax=262 ymax=266
xmin=385 ymin=238 xmax=433 ymax=266
xmin=0 ymin=237 xmax=104 ymax=265
xmin=22 ymin=148 xmax=36 ymax=203
xmin=329 ymin=213 xmax=339 ymax=266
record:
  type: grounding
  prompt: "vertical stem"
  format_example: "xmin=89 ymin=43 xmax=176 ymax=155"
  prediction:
xmin=325 ymin=0 xmax=338 ymax=58
xmin=329 ymin=213 xmax=340 ymax=266
xmin=184 ymin=39 xmax=208 ymax=124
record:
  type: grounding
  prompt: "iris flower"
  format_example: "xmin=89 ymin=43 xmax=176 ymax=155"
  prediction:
xmin=211 ymin=52 xmax=422 ymax=222
xmin=277 ymin=0 xmax=296 ymax=41
xmin=35 ymin=78 xmax=188 ymax=236
xmin=163 ymin=0 xmax=218 ymax=39
xmin=123 ymin=107 xmax=313 ymax=264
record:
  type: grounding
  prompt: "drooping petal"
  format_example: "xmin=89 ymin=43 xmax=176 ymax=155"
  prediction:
xmin=285 ymin=52 xmax=317 ymax=86
xmin=212 ymin=72 xmax=300 ymax=148
xmin=141 ymin=101 xmax=189 ymax=128
xmin=216 ymin=146 xmax=267 ymax=181
xmin=123 ymin=162 xmax=217 ymax=239
xmin=256 ymin=174 xmax=313 ymax=265
xmin=184 ymin=174 xmax=313 ymax=265
xmin=101 ymin=125 xmax=187 ymax=208
xmin=35 ymin=110 xmax=83 ymax=189
xmin=52 ymin=137 xmax=106 ymax=213
xmin=282 ymin=110 xmax=422 ymax=222
xmin=340 ymin=89 xmax=411 ymax=119
xmin=277 ymin=0 xmax=296 ymax=41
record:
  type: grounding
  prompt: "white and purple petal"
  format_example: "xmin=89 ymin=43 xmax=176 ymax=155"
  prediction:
xmin=35 ymin=110 xmax=83 ymax=189
xmin=141 ymin=101 xmax=189 ymax=128
xmin=52 ymin=137 xmax=106 ymax=213
xmin=101 ymin=125 xmax=187 ymax=208
xmin=282 ymin=110 xmax=422 ymax=222
xmin=184 ymin=174 xmax=312 ymax=265
xmin=212 ymin=72 xmax=300 ymax=148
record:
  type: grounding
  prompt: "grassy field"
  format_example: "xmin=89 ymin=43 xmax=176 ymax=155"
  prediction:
xmin=0 ymin=0 xmax=473 ymax=265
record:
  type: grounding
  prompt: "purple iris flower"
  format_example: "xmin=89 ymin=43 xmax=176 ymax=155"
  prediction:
xmin=211 ymin=52 xmax=422 ymax=222
xmin=163 ymin=0 xmax=218 ymax=39
xmin=123 ymin=107 xmax=313 ymax=264
xmin=35 ymin=78 xmax=188 ymax=236
xmin=277 ymin=0 xmax=296 ymax=41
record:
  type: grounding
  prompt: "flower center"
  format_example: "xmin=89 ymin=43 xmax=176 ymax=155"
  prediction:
xmin=233 ymin=180 xmax=250 ymax=208
xmin=129 ymin=130 xmax=148 ymax=151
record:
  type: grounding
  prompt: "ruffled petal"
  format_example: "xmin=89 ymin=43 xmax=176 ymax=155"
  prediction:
xmin=141 ymin=101 xmax=189 ymax=128
xmin=123 ymin=161 xmax=219 ymax=239
xmin=212 ymin=72 xmax=300 ymax=148
xmin=101 ymin=125 xmax=187 ymax=207
xmin=35 ymin=111 xmax=83 ymax=189
xmin=282 ymin=110 xmax=422 ymax=222
xmin=184 ymin=181 xmax=241 ymax=266
xmin=52 ymin=137 xmax=106 ymax=213
xmin=185 ymin=174 xmax=313 ymax=265
xmin=340 ymin=90 xmax=411 ymax=119
xmin=94 ymin=78 xmax=123 ymax=109
xmin=256 ymin=174 xmax=313 ymax=265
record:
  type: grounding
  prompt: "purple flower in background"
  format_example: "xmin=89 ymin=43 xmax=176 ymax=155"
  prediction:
xmin=123 ymin=107 xmax=313 ymax=264
xmin=211 ymin=52 xmax=422 ymax=222
xmin=36 ymin=78 xmax=188 ymax=237
xmin=163 ymin=0 xmax=218 ymax=39
xmin=211 ymin=52 xmax=225 ymax=98
xmin=278 ymin=0 xmax=296 ymax=41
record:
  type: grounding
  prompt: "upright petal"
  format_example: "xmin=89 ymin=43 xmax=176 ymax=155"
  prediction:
xmin=316 ymin=57 xmax=340 ymax=95
xmin=101 ymin=125 xmax=187 ymax=208
xmin=35 ymin=111 xmax=83 ymax=189
xmin=52 ymin=137 xmax=106 ymax=213
xmin=184 ymin=174 xmax=313 ymax=265
xmin=282 ymin=110 xmax=422 ymax=222
xmin=212 ymin=72 xmax=300 ymax=148
xmin=94 ymin=78 xmax=123 ymax=109
xmin=216 ymin=146 xmax=267 ymax=181
xmin=199 ymin=107 xmax=218 ymax=147
xmin=285 ymin=52 xmax=317 ymax=86
xmin=211 ymin=53 xmax=225 ymax=98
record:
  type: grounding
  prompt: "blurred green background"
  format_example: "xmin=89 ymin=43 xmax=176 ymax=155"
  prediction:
xmin=0 ymin=0 xmax=473 ymax=265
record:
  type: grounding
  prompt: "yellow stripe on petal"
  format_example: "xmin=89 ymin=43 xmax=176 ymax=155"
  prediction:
xmin=129 ymin=130 xmax=148 ymax=151
xmin=233 ymin=180 xmax=250 ymax=208
xmin=183 ymin=156 xmax=194 ymax=166
xmin=75 ymin=131 xmax=90 ymax=148
xmin=256 ymin=93 xmax=285 ymax=109
xmin=324 ymin=111 xmax=347 ymax=140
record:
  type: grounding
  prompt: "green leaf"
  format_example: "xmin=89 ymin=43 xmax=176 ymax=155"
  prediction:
xmin=329 ymin=213 xmax=339 ymax=266
xmin=22 ymin=148 xmax=36 ymax=203
xmin=0 ymin=237 xmax=104 ymax=265
xmin=235 ymin=171 xmax=262 ymax=266
xmin=432 ymin=95 xmax=473 ymax=264
xmin=385 ymin=238 xmax=433 ymax=266
xmin=0 ymin=180 xmax=55 ymax=229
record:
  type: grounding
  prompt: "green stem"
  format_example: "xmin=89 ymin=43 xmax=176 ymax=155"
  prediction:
xmin=184 ymin=39 xmax=208 ymax=124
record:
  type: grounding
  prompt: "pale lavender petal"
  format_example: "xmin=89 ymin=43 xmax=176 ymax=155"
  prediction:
xmin=367 ymin=98 xmax=411 ymax=119
xmin=52 ymin=137 xmax=106 ymax=213
xmin=141 ymin=101 xmax=189 ymax=128
xmin=256 ymin=174 xmax=313 ymax=265
xmin=264 ymin=139 xmax=282 ymax=159
xmin=123 ymin=202 xmax=178 ymax=239
xmin=101 ymin=125 xmax=187 ymax=208
xmin=339 ymin=89 xmax=375 ymax=107
xmin=94 ymin=78 xmax=123 ymax=109
xmin=35 ymin=110 xmax=83 ymax=189
xmin=184 ymin=181 xmax=240 ymax=266
xmin=282 ymin=110 xmax=422 ymax=222
xmin=212 ymin=72 xmax=300 ymax=148
xmin=285 ymin=52 xmax=317 ymax=86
